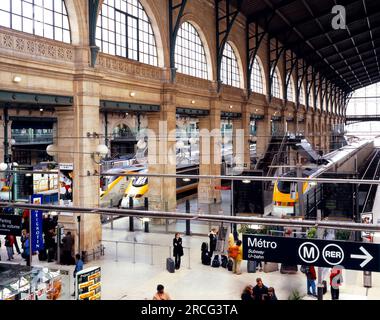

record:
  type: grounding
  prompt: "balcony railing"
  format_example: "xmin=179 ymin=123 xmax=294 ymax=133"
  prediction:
xmin=12 ymin=133 xmax=53 ymax=145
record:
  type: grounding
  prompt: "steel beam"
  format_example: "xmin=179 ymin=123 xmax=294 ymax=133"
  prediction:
xmin=216 ymin=0 xmax=242 ymax=90
xmin=169 ymin=0 xmax=188 ymax=82
xmin=89 ymin=0 xmax=101 ymax=67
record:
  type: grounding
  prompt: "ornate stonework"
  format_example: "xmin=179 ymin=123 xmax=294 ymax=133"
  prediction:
xmin=176 ymin=73 xmax=212 ymax=91
xmin=97 ymin=53 xmax=163 ymax=82
xmin=0 ymin=27 xmax=74 ymax=63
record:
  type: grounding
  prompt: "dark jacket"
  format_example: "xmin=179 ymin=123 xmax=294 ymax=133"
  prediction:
xmin=241 ymin=292 xmax=254 ymax=301
xmin=173 ymin=237 xmax=183 ymax=256
xmin=62 ymin=234 xmax=74 ymax=252
xmin=209 ymin=233 xmax=217 ymax=250
xmin=253 ymin=285 xmax=269 ymax=301
xmin=306 ymin=266 xmax=317 ymax=280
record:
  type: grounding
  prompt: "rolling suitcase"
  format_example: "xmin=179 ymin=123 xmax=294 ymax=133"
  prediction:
xmin=247 ymin=260 xmax=257 ymax=273
xmin=202 ymin=251 xmax=211 ymax=265
xmin=227 ymin=259 xmax=233 ymax=271
xmin=322 ymin=280 xmax=327 ymax=295
xmin=221 ymin=255 xmax=228 ymax=268
xmin=263 ymin=262 xmax=279 ymax=273
xmin=166 ymin=257 xmax=175 ymax=273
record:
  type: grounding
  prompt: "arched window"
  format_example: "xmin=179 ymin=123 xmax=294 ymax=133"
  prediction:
xmin=251 ymin=58 xmax=264 ymax=94
xmin=271 ymin=68 xmax=281 ymax=98
xmin=175 ymin=22 xmax=208 ymax=79
xmin=96 ymin=0 xmax=158 ymax=66
xmin=221 ymin=42 xmax=240 ymax=88
xmin=299 ymin=79 xmax=305 ymax=105
xmin=0 ymin=0 xmax=70 ymax=43
xmin=287 ymin=75 xmax=294 ymax=102
xmin=113 ymin=124 xmax=135 ymax=139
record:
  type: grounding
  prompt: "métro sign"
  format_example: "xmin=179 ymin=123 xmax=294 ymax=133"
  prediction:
xmin=243 ymin=234 xmax=380 ymax=272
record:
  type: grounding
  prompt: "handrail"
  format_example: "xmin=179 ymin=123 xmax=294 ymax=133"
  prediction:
xmin=101 ymin=239 xmax=191 ymax=268
xmin=101 ymin=239 xmax=191 ymax=250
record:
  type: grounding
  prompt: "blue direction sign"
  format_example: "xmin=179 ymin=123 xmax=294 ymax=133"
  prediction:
xmin=242 ymin=234 xmax=380 ymax=272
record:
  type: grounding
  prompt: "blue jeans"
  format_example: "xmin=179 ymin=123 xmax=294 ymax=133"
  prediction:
xmin=6 ymin=247 xmax=13 ymax=260
xmin=307 ymin=279 xmax=316 ymax=295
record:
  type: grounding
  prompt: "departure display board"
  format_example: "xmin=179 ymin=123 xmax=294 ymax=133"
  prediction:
xmin=75 ymin=266 xmax=101 ymax=300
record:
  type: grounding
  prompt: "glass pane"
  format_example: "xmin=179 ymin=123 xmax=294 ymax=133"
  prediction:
xmin=0 ymin=10 xmax=10 ymax=28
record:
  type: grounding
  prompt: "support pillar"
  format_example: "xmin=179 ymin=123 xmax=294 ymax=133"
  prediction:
xmin=147 ymin=88 xmax=177 ymax=213
xmin=198 ymin=98 xmax=221 ymax=204
xmin=57 ymin=75 xmax=102 ymax=255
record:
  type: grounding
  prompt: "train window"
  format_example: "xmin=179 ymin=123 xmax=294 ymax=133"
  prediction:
xmin=132 ymin=177 xmax=147 ymax=187
xmin=277 ymin=181 xmax=292 ymax=194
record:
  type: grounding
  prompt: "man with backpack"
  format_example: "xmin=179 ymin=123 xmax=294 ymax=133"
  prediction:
xmin=228 ymin=240 xmax=243 ymax=275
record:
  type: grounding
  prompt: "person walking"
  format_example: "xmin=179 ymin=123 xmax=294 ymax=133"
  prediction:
xmin=209 ymin=228 xmax=217 ymax=257
xmin=153 ymin=284 xmax=171 ymax=300
xmin=72 ymin=254 xmax=84 ymax=297
xmin=228 ymin=240 xmax=243 ymax=275
xmin=330 ymin=266 xmax=343 ymax=300
xmin=62 ymin=231 xmax=74 ymax=265
xmin=302 ymin=265 xmax=317 ymax=296
xmin=172 ymin=233 xmax=183 ymax=270
xmin=253 ymin=278 xmax=269 ymax=301
xmin=4 ymin=235 xmax=14 ymax=260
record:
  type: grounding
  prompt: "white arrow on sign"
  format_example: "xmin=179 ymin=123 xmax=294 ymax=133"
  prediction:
xmin=350 ymin=246 xmax=373 ymax=268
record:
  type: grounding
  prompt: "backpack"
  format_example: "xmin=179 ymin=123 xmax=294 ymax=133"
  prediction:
xmin=221 ymin=255 xmax=228 ymax=268
xmin=211 ymin=255 xmax=220 ymax=268
xmin=229 ymin=246 xmax=239 ymax=259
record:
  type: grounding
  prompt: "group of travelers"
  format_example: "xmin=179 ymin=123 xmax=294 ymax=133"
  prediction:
xmin=301 ymin=265 xmax=344 ymax=300
xmin=241 ymin=278 xmax=277 ymax=301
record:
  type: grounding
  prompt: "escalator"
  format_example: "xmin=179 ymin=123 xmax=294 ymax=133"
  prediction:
xmin=256 ymin=136 xmax=286 ymax=175
xmin=358 ymin=149 xmax=380 ymax=214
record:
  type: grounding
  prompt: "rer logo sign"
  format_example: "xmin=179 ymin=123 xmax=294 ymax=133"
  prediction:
xmin=243 ymin=234 xmax=380 ymax=272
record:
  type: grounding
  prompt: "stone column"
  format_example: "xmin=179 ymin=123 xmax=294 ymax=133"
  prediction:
xmin=198 ymin=98 xmax=221 ymax=204
xmin=256 ymin=108 xmax=271 ymax=162
xmin=57 ymin=74 xmax=102 ymax=254
xmin=241 ymin=104 xmax=251 ymax=168
xmin=147 ymin=87 xmax=177 ymax=212
xmin=305 ymin=111 xmax=313 ymax=146
xmin=232 ymin=116 xmax=249 ymax=171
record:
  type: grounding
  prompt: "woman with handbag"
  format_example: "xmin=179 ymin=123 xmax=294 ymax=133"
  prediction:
xmin=173 ymin=233 xmax=184 ymax=270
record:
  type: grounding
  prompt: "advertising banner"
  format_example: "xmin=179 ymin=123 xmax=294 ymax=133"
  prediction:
xmin=0 ymin=214 xmax=22 ymax=236
xmin=76 ymin=266 xmax=101 ymax=300
xmin=31 ymin=194 xmax=44 ymax=252
xmin=59 ymin=163 xmax=73 ymax=216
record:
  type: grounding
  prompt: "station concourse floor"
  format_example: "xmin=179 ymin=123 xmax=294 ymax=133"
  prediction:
xmin=2 ymin=214 xmax=380 ymax=301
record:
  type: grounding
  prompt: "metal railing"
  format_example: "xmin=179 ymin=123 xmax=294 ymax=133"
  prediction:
xmin=101 ymin=239 xmax=192 ymax=269
xmin=12 ymin=133 xmax=53 ymax=144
